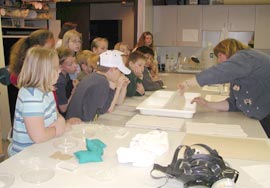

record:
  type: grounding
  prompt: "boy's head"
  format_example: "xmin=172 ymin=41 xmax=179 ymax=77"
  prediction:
xmin=135 ymin=46 xmax=154 ymax=68
xmin=76 ymin=50 xmax=98 ymax=74
xmin=128 ymin=51 xmax=145 ymax=75
xmin=97 ymin=50 xmax=131 ymax=82
xmin=91 ymin=37 xmax=108 ymax=55
xmin=57 ymin=47 xmax=77 ymax=75
xmin=114 ymin=42 xmax=130 ymax=56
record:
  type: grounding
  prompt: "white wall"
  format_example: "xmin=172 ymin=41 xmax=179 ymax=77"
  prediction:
xmin=137 ymin=0 xmax=153 ymax=41
xmin=90 ymin=3 xmax=134 ymax=49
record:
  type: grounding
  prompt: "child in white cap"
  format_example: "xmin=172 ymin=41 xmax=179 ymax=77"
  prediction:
xmin=66 ymin=50 xmax=130 ymax=124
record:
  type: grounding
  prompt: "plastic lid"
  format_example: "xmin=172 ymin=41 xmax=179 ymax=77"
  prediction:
xmin=21 ymin=167 xmax=54 ymax=184
xmin=0 ymin=173 xmax=15 ymax=188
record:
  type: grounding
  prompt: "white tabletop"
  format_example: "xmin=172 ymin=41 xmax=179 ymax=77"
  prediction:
xmin=0 ymin=73 xmax=269 ymax=188
xmin=96 ymin=73 xmax=266 ymax=138
xmin=0 ymin=125 xmax=269 ymax=188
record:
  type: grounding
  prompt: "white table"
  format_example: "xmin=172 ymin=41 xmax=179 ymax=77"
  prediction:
xmin=96 ymin=73 xmax=266 ymax=138
xmin=0 ymin=125 xmax=269 ymax=188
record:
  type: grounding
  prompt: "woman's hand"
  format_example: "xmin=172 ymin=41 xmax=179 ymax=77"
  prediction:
xmin=191 ymin=97 xmax=209 ymax=107
xmin=192 ymin=97 xmax=230 ymax=112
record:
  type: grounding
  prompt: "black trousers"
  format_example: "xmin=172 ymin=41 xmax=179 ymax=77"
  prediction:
xmin=259 ymin=114 xmax=270 ymax=138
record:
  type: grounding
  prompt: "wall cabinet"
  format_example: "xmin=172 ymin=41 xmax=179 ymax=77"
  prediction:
xmin=202 ymin=5 xmax=255 ymax=31
xmin=254 ymin=5 xmax=270 ymax=49
xmin=153 ymin=5 xmax=202 ymax=47
xmin=176 ymin=6 xmax=202 ymax=47
xmin=153 ymin=6 xmax=177 ymax=46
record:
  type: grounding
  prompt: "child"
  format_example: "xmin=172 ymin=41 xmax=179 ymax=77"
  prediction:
xmin=55 ymin=22 xmax=77 ymax=49
xmin=126 ymin=51 xmax=145 ymax=97
xmin=136 ymin=46 xmax=163 ymax=91
xmin=8 ymin=29 xmax=55 ymax=132
xmin=76 ymin=50 xmax=99 ymax=81
xmin=114 ymin=42 xmax=130 ymax=56
xmin=61 ymin=30 xmax=82 ymax=80
xmin=8 ymin=47 xmax=66 ymax=156
xmin=55 ymin=47 xmax=77 ymax=117
xmin=61 ymin=30 xmax=82 ymax=56
xmin=66 ymin=50 xmax=131 ymax=123
xmin=91 ymin=37 xmax=108 ymax=55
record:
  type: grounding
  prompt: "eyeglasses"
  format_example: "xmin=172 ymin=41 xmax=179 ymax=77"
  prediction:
xmin=69 ymin=40 xmax=82 ymax=44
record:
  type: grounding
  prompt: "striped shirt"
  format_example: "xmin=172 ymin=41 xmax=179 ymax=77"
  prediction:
xmin=9 ymin=87 xmax=57 ymax=156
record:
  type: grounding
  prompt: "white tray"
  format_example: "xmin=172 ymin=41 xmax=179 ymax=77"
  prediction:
xmin=136 ymin=90 xmax=200 ymax=119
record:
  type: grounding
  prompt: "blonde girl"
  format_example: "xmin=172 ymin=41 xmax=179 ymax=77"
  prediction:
xmin=62 ymin=29 xmax=82 ymax=56
xmin=90 ymin=37 xmax=108 ymax=55
xmin=8 ymin=47 xmax=66 ymax=156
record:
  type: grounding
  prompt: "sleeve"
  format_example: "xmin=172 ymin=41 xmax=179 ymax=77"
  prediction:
xmin=56 ymin=75 xmax=68 ymax=105
xmin=126 ymin=74 xmax=137 ymax=97
xmin=226 ymin=85 xmax=240 ymax=112
xmin=196 ymin=51 xmax=254 ymax=86
xmin=142 ymin=68 xmax=163 ymax=91
xmin=81 ymin=85 xmax=109 ymax=121
xmin=99 ymin=89 xmax=116 ymax=114
xmin=20 ymin=92 xmax=45 ymax=117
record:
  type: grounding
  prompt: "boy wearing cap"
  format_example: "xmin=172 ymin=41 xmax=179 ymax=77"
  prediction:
xmin=66 ymin=50 xmax=130 ymax=123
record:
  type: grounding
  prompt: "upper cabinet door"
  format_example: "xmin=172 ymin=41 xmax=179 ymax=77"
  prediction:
xmin=228 ymin=5 xmax=255 ymax=31
xmin=153 ymin=6 xmax=178 ymax=46
xmin=202 ymin=5 xmax=228 ymax=31
xmin=177 ymin=5 xmax=202 ymax=47
xmin=254 ymin=5 xmax=270 ymax=49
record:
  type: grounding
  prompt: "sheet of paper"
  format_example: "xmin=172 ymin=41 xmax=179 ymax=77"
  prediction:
xmin=241 ymin=165 xmax=270 ymax=188
xmin=185 ymin=122 xmax=247 ymax=137
xmin=182 ymin=29 xmax=198 ymax=42
xmin=126 ymin=114 xmax=185 ymax=131
xmin=205 ymin=95 xmax=229 ymax=102
xmin=182 ymin=134 xmax=270 ymax=162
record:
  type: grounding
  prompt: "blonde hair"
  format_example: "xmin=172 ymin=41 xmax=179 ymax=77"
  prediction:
xmin=56 ymin=47 xmax=74 ymax=65
xmin=90 ymin=37 xmax=108 ymax=51
xmin=62 ymin=30 xmax=82 ymax=51
xmin=214 ymin=38 xmax=249 ymax=58
xmin=17 ymin=47 xmax=58 ymax=92
xmin=76 ymin=50 xmax=99 ymax=70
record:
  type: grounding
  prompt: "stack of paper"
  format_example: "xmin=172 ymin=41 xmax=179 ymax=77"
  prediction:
xmin=241 ymin=165 xmax=270 ymax=188
xmin=185 ymin=122 xmax=248 ymax=137
xmin=125 ymin=114 xmax=185 ymax=131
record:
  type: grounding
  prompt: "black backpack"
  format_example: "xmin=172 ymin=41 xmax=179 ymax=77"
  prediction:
xmin=151 ymin=144 xmax=239 ymax=188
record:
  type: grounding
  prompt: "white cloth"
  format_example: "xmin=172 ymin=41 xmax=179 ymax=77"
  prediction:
xmin=116 ymin=130 xmax=169 ymax=167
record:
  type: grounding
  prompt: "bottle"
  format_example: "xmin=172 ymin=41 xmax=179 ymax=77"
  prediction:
xmin=202 ymin=42 xmax=217 ymax=69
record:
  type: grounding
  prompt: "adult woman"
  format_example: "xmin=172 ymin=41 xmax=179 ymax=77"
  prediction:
xmin=134 ymin=31 xmax=155 ymax=51
xmin=178 ymin=38 xmax=270 ymax=138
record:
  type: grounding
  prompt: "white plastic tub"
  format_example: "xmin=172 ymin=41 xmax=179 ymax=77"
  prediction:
xmin=136 ymin=91 xmax=200 ymax=119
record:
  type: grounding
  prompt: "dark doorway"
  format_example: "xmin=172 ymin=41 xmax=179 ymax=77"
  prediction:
xmin=89 ymin=20 xmax=122 ymax=50
xmin=56 ymin=2 xmax=90 ymax=50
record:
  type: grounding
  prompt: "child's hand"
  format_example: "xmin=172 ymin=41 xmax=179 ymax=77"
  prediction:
xmin=55 ymin=115 xmax=66 ymax=136
xmin=136 ymin=83 xmax=145 ymax=95
xmin=117 ymin=75 xmax=129 ymax=88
